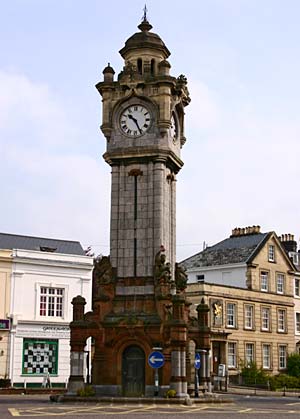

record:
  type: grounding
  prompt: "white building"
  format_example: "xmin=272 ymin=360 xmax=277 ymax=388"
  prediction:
xmin=0 ymin=233 xmax=93 ymax=388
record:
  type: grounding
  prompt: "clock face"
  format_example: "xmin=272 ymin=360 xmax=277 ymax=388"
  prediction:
xmin=119 ymin=104 xmax=151 ymax=137
xmin=170 ymin=113 xmax=178 ymax=143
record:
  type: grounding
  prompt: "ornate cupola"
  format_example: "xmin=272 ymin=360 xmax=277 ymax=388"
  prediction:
xmin=119 ymin=14 xmax=171 ymax=70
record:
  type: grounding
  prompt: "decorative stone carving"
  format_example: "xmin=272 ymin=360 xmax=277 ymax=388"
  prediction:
xmin=174 ymin=263 xmax=188 ymax=293
xmin=154 ymin=246 xmax=172 ymax=284
xmin=93 ymin=256 xmax=114 ymax=284
xmin=177 ymin=74 xmax=187 ymax=85
xmin=211 ymin=299 xmax=223 ymax=327
xmin=92 ymin=256 xmax=115 ymax=301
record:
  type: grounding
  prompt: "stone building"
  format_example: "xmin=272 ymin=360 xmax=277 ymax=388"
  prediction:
xmin=69 ymin=15 xmax=210 ymax=397
xmin=278 ymin=234 xmax=300 ymax=354
xmin=0 ymin=232 xmax=93 ymax=387
xmin=182 ymin=226 xmax=297 ymax=379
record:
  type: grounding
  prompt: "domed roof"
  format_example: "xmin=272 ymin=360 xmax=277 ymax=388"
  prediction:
xmin=119 ymin=19 xmax=170 ymax=59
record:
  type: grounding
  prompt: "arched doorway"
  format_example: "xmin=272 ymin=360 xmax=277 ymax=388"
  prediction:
xmin=122 ymin=345 xmax=145 ymax=396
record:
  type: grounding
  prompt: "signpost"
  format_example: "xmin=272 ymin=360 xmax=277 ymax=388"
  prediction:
xmin=194 ymin=353 xmax=201 ymax=370
xmin=148 ymin=351 xmax=165 ymax=369
xmin=194 ymin=352 xmax=201 ymax=397
xmin=148 ymin=351 xmax=164 ymax=396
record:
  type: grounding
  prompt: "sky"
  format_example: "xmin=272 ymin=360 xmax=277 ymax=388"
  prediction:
xmin=1 ymin=0 xmax=300 ymax=261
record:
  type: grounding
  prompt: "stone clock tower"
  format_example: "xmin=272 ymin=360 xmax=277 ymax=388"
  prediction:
xmin=68 ymin=14 xmax=211 ymax=398
xmin=98 ymin=17 xmax=190 ymax=280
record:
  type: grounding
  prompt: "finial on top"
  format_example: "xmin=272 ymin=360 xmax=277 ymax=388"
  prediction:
xmin=142 ymin=4 xmax=148 ymax=22
xmin=138 ymin=4 xmax=152 ymax=32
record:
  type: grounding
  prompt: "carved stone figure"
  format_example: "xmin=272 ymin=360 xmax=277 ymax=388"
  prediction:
xmin=154 ymin=246 xmax=172 ymax=284
xmin=211 ymin=299 xmax=223 ymax=327
xmin=92 ymin=256 xmax=115 ymax=300
xmin=174 ymin=263 xmax=188 ymax=292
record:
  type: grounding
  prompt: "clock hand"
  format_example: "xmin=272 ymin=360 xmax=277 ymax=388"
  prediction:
xmin=127 ymin=114 xmax=143 ymax=134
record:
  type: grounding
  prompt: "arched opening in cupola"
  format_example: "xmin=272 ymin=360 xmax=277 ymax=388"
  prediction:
xmin=137 ymin=58 xmax=143 ymax=74
xmin=151 ymin=59 xmax=155 ymax=75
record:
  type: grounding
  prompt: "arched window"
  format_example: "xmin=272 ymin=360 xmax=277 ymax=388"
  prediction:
xmin=151 ymin=59 xmax=155 ymax=75
xmin=137 ymin=58 xmax=143 ymax=75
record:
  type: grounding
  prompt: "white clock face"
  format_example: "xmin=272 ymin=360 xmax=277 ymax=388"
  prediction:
xmin=119 ymin=105 xmax=151 ymax=137
xmin=170 ymin=113 xmax=178 ymax=142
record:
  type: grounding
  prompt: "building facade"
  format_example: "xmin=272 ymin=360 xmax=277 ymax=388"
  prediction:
xmin=0 ymin=249 xmax=12 ymax=380
xmin=0 ymin=233 xmax=93 ymax=387
xmin=279 ymin=234 xmax=300 ymax=354
xmin=183 ymin=226 xmax=297 ymax=378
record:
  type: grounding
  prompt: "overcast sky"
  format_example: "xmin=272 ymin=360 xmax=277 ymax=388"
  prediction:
xmin=1 ymin=0 xmax=300 ymax=261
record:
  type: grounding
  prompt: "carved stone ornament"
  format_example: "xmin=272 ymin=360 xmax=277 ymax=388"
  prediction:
xmin=174 ymin=263 xmax=188 ymax=292
xmin=154 ymin=246 xmax=172 ymax=284
xmin=211 ymin=299 xmax=223 ymax=327
xmin=92 ymin=256 xmax=115 ymax=300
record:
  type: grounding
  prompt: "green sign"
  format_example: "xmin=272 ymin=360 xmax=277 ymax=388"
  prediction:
xmin=0 ymin=319 xmax=10 ymax=330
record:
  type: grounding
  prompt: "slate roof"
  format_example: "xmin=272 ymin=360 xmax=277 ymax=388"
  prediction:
xmin=0 ymin=232 xmax=85 ymax=256
xmin=181 ymin=232 xmax=271 ymax=270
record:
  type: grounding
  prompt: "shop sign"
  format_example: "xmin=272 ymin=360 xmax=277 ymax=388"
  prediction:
xmin=0 ymin=319 xmax=10 ymax=330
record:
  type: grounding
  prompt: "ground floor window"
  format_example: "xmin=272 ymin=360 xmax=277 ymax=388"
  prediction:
xmin=22 ymin=339 xmax=58 ymax=375
xmin=245 ymin=343 xmax=254 ymax=365
xmin=262 ymin=344 xmax=271 ymax=369
xmin=296 ymin=313 xmax=300 ymax=333
xmin=279 ymin=345 xmax=287 ymax=369
xmin=228 ymin=342 xmax=237 ymax=368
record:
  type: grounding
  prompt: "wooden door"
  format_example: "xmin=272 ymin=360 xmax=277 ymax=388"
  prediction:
xmin=122 ymin=345 xmax=145 ymax=396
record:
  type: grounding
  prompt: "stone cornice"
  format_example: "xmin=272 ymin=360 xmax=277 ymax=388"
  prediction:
xmin=103 ymin=147 xmax=184 ymax=173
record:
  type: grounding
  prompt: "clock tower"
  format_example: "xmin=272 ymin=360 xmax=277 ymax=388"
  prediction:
xmin=97 ymin=16 xmax=190 ymax=280
xmin=68 ymin=14 xmax=211 ymax=398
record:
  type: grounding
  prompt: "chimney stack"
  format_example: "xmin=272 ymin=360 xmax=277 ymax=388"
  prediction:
xmin=231 ymin=225 xmax=261 ymax=237
xmin=279 ymin=233 xmax=297 ymax=253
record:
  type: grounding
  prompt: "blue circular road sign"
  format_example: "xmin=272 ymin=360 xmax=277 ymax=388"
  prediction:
xmin=148 ymin=351 xmax=165 ymax=369
xmin=194 ymin=353 xmax=201 ymax=370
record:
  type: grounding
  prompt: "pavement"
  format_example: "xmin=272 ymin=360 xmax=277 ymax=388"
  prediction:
xmin=218 ymin=385 xmax=300 ymax=398
xmin=1 ymin=385 xmax=300 ymax=404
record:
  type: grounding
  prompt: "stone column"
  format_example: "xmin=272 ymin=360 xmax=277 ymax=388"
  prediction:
xmin=68 ymin=296 xmax=86 ymax=394
xmin=196 ymin=298 xmax=211 ymax=393
xmin=169 ymin=294 xmax=188 ymax=397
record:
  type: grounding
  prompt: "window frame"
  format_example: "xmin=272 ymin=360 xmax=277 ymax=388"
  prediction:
xmin=276 ymin=273 xmax=284 ymax=294
xmin=244 ymin=304 xmax=254 ymax=330
xmin=295 ymin=278 xmax=300 ymax=297
xmin=245 ymin=342 xmax=255 ymax=366
xmin=35 ymin=283 xmax=68 ymax=321
xmin=228 ymin=341 xmax=237 ymax=368
xmin=196 ymin=274 xmax=205 ymax=283
xmin=296 ymin=312 xmax=300 ymax=334
xmin=268 ymin=244 xmax=275 ymax=262
xmin=262 ymin=344 xmax=271 ymax=369
xmin=226 ymin=302 xmax=237 ymax=328
xmin=277 ymin=309 xmax=287 ymax=333
xmin=40 ymin=287 xmax=64 ymax=318
xmin=260 ymin=271 xmax=269 ymax=292
xmin=261 ymin=306 xmax=271 ymax=332
xmin=278 ymin=345 xmax=287 ymax=370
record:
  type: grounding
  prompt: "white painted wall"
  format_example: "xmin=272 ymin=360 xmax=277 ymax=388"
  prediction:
xmin=186 ymin=263 xmax=247 ymax=289
xmin=9 ymin=249 xmax=93 ymax=386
